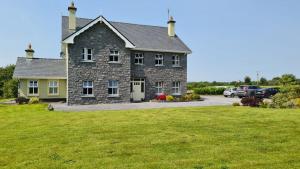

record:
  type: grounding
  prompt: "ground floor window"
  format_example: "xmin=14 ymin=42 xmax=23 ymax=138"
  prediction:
xmin=108 ymin=80 xmax=119 ymax=96
xmin=28 ymin=80 xmax=38 ymax=95
xmin=172 ymin=81 xmax=181 ymax=95
xmin=155 ymin=81 xmax=164 ymax=94
xmin=83 ymin=81 xmax=93 ymax=96
xmin=48 ymin=80 xmax=59 ymax=95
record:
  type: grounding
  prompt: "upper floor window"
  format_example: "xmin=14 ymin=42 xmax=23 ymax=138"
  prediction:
xmin=172 ymin=81 xmax=181 ymax=95
xmin=172 ymin=55 xmax=180 ymax=66
xmin=28 ymin=80 xmax=38 ymax=95
xmin=83 ymin=81 xmax=93 ymax=96
xmin=108 ymin=80 xmax=119 ymax=97
xmin=48 ymin=80 xmax=59 ymax=95
xmin=82 ymin=48 xmax=93 ymax=61
xmin=134 ymin=53 xmax=144 ymax=65
xmin=155 ymin=54 xmax=164 ymax=66
xmin=155 ymin=81 xmax=164 ymax=94
xmin=109 ymin=50 xmax=119 ymax=63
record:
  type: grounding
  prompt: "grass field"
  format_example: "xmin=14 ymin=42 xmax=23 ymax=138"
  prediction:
xmin=0 ymin=104 xmax=299 ymax=169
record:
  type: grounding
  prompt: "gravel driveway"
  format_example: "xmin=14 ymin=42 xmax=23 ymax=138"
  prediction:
xmin=52 ymin=96 xmax=240 ymax=112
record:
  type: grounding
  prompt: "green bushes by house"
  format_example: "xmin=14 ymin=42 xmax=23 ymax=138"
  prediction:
xmin=193 ymin=87 xmax=226 ymax=95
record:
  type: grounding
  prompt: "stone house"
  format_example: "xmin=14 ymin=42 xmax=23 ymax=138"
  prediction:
xmin=13 ymin=2 xmax=192 ymax=105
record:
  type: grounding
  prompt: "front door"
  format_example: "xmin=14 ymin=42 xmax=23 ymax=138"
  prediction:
xmin=131 ymin=79 xmax=145 ymax=101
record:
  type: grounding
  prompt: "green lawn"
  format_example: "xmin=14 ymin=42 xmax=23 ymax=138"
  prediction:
xmin=0 ymin=104 xmax=299 ymax=169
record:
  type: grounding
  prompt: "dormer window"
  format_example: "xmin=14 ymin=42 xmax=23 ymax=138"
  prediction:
xmin=109 ymin=50 xmax=120 ymax=63
xmin=155 ymin=54 xmax=164 ymax=66
xmin=81 ymin=48 xmax=93 ymax=61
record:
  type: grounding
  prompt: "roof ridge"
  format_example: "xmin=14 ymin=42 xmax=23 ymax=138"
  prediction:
xmin=62 ymin=15 xmax=167 ymax=28
xmin=18 ymin=57 xmax=64 ymax=60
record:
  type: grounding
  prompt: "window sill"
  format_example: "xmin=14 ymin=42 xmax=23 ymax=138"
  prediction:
xmin=172 ymin=65 xmax=182 ymax=68
xmin=28 ymin=94 xmax=39 ymax=97
xmin=81 ymin=60 xmax=96 ymax=63
xmin=108 ymin=62 xmax=122 ymax=64
xmin=134 ymin=63 xmax=144 ymax=66
xmin=48 ymin=94 xmax=59 ymax=96
xmin=172 ymin=93 xmax=182 ymax=96
xmin=108 ymin=95 xmax=120 ymax=98
xmin=155 ymin=65 xmax=164 ymax=67
xmin=81 ymin=95 xmax=95 ymax=98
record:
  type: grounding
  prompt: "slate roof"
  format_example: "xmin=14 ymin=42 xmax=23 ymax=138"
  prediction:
xmin=62 ymin=16 xmax=192 ymax=53
xmin=13 ymin=57 xmax=67 ymax=79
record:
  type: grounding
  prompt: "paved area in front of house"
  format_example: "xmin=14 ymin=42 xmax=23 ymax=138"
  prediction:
xmin=52 ymin=96 xmax=240 ymax=112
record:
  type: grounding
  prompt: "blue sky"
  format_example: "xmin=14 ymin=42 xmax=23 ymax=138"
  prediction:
xmin=0 ymin=0 xmax=299 ymax=82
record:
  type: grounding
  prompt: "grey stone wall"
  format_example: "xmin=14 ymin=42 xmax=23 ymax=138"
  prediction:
xmin=67 ymin=22 xmax=131 ymax=105
xmin=131 ymin=51 xmax=187 ymax=100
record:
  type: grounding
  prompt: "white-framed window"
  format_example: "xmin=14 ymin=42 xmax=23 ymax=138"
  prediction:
xmin=134 ymin=53 xmax=144 ymax=65
xmin=81 ymin=48 xmax=93 ymax=61
xmin=155 ymin=81 xmax=164 ymax=94
xmin=28 ymin=80 xmax=38 ymax=95
xmin=155 ymin=54 xmax=164 ymax=66
xmin=109 ymin=50 xmax=119 ymax=63
xmin=172 ymin=55 xmax=180 ymax=66
xmin=172 ymin=81 xmax=181 ymax=95
xmin=48 ymin=80 xmax=59 ymax=95
xmin=108 ymin=80 xmax=119 ymax=97
xmin=83 ymin=81 xmax=93 ymax=96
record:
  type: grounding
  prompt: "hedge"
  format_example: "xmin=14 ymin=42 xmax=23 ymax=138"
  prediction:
xmin=193 ymin=87 xmax=226 ymax=95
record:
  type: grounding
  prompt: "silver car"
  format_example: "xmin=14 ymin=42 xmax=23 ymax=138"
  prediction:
xmin=223 ymin=88 xmax=237 ymax=97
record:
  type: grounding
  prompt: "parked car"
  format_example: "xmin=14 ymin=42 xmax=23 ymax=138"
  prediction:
xmin=223 ymin=88 xmax=237 ymax=97
xmin=236 ymin=85 xmax=261 ymax=98
xmin=256 ymin=88 xmax=279 ymax=98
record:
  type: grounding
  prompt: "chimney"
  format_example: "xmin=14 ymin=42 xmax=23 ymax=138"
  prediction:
xmin=168 ymin=16 xmax=176 ymax=37
xmin=68 ymin=1 xmax=77 ymax=31
xmin=25 ymin=44 xmax=34 ymax=59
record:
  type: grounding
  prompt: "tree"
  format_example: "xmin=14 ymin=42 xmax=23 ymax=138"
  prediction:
xmin=259 ymin=77 xmax=268 ymax=85
xmin=280 ymin=74 xmax=297 ymax=86
xmin=0 ymin=65 xmax=15 ymax=97
xmin=3 ymin=79 xmax=18 ymax=98
xmin=244 ymin=76 xmax=251 ymax=84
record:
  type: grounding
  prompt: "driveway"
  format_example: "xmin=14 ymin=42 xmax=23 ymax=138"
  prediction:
xmin=52 ymin=96 xmax=240 ymax=112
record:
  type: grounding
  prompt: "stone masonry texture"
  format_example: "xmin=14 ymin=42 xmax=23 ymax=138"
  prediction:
xmin=67 ymin=22 xmax=187 ymax=104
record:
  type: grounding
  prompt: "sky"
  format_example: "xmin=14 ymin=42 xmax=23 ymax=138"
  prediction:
xmin=0 ymin=0 xmax=299 ymax=82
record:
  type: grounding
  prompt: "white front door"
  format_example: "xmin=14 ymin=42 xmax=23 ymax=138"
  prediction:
xmin=131 ymin=79 xmax=145 ymax=101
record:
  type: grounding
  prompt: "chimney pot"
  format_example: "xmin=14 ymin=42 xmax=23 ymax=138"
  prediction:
xmin=25 ymin=43 xmax=34 ymax=58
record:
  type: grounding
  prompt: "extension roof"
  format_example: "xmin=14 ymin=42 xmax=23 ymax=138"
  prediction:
xmin=13 ymin=57 xmax=67 ymax=79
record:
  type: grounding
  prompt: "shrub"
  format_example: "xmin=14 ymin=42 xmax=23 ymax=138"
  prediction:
xmin=293 ymin=98 xmax=300 ymax=108
xmin=29 ymin=97 xmax=39 ymax=104
xmin=232 ymin=102 xmax=240 ymax=106
xmin=241 ymin=97 xmax=263 ymax=107
xmin=191 ymin=93 xmax=201 ymax=100
xmin=166 ymin=95 xmax=174 ymax=102
xmin=260 ymin=100 xmax=271 ymax=108
xmin=193 ymin=87 xmax=225 ymax=95
xmin=15 ymin=97 xmax=29 ymax=104
xmin=3 ymin=79 xmax=18 ymax=98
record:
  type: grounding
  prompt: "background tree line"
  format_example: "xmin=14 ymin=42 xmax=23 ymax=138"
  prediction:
xmin=188 ymin=74 xmax=300 ymax=90
xmin=0 ymin=65 xmax=18 ymax=98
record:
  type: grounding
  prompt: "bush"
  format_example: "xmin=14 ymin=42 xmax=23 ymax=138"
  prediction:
xmin=271 ymin=86 xmax=300 ymax=108
xmin=194 ymin=87 xmax=225 ymax=95
xmin=15 ymin=97 xmax=29 ymax=104
xmin=29 ymin=97 xmax=39 ymax=104
xmin=293 ymin=98 xmax=300 ymax=108
xmin=166 ymin=95 xmax=174 ymax=102
xmin=191 ymin=93 xmax=201 ymax=100
xmin=232 ymin=102 xmax=240 ymax=106
xmin=241 ymin=97 xmax=263 ymax=107
xmin=260 ymin=100 xmax=271 ymax=108
xmin=3 ymin=79 xmax=18 ymax=98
